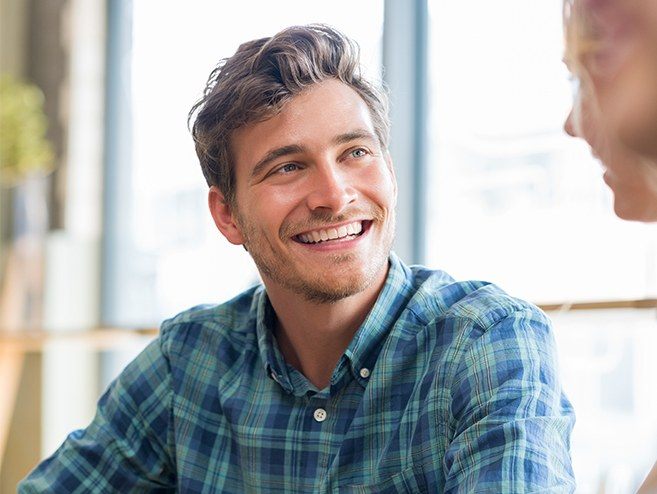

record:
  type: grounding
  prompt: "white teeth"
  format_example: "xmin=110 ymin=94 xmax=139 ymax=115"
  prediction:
xmin=296 ymin=221 xmax=364 ymax=244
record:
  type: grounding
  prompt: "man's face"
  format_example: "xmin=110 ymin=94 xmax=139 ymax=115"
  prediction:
xmin=216 ymin=79 xmax=396 ymax=303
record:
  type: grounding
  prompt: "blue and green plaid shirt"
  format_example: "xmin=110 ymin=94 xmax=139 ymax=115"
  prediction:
xmin=20 ymin=253 xmax=575 ymax=493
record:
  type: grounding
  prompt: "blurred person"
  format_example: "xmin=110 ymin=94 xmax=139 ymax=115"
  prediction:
xmin=563 ymin=1 xmax=657 ymax=492
xmin=563 ymin=0 xmax=657 ymax=221
xmin=19 ymin=25 xmax=575 ymax=492
xmin=564 ymin=0 xmax=657 ymax=157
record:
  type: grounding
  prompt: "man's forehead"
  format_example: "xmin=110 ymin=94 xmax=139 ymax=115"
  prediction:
xmin=243 ymin=128 xmax=380 ymax=181
xmin=231 ymin=81 xmax=377 ymax=157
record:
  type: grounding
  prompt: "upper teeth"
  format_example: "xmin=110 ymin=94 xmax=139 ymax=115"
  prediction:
xmin=297 ymin=221 xmax=363 ymax=244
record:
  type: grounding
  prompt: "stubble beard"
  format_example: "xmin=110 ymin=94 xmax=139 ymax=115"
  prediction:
xmin=236 ymin=209 xmax=395 ymax=304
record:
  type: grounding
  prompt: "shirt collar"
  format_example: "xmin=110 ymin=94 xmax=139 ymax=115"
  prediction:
xmin=255 ymin=289 xmax=296 ymax=394
xmin=255 ymin=252 xmax=415 ymax=394
xmin=342 ymin=252 xmax=415 ymax=388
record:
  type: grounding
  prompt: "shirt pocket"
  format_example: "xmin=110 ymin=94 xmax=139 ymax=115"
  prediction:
xmin=340 ymin=464 xmax=428 ymax=494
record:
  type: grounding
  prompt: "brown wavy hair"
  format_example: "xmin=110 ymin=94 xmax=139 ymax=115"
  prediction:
xmin=188 ymin=24 xmax=390 ymax=207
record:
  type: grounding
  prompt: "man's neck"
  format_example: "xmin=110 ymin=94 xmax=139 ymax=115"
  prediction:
xmin=264 ymin=267 xmax=389 ymax=390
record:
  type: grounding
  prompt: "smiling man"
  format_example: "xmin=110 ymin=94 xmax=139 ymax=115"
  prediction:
xmin=20 ymin=25 xmax=575 ymax=493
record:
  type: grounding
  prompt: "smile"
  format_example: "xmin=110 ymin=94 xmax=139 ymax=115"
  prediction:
xmin=295 ymin=221 xmax=365 ymax=244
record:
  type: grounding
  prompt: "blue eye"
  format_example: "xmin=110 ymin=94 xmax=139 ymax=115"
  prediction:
xmin=350 ymin=148 xmax=368 ymax=158
xmin=279 ymin=163 xmax=299 ymax=173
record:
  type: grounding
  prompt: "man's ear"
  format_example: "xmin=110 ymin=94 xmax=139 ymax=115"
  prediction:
xmin=208 ymin=186 xmax=245 ymax=245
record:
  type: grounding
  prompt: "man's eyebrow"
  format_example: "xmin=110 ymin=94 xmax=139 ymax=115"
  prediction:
xmin=251 ymin=144 xmax=304 ymax=179
xmin=332 ymin=130 xmax=378 ymax=145
xmin=250 ymin=130 xmax=378 ymax=179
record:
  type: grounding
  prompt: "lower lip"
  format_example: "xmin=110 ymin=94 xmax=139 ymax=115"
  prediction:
xmin=293 ymin=222 xmax=371 ymax=252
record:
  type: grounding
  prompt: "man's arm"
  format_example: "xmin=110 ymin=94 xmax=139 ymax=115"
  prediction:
xmin=443 ymin=307 xmax=575 ymax=493
xmin=18 ymin=337 xmax=176 ymax=493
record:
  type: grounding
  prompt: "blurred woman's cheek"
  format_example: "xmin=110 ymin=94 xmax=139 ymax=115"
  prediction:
xmin=612 ymin=43 xmax=657 ymax=156
xmin=571 ymin=82 xmax=601 ymax=149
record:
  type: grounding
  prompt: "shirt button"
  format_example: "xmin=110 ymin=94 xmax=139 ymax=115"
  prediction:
xmin=313 ymin=408 xmax=327 ymax=422
xmin=359 ymin=368 xmax=371 ymax=379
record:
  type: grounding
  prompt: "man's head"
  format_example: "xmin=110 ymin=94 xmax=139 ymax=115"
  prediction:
xmin=190 ymin=25 xmax=397 ymax=304
xmin=563 ymin=0 xmax=657 ymax=221
xmin=189 ymin=24 xmax=390 ymax=209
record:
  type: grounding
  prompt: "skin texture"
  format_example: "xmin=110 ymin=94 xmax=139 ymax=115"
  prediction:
xmin=208 ymin=79 xmax=397 ymax=387
xmin=564 ymin=0 xmax=657 ymax=221
xmin=613 ymin=0 xmax=657 ymax=155
xmin=565 ymin=0 xmax=657 ymax=156
xmin=564 ymin=75 xmax=657 ymax=221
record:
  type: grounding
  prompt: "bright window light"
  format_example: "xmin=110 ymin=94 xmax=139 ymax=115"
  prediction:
xmin=426 ymin=0 xmax=657 ymax=305
xmin=120 ymin=1 xmax=384 ymax=324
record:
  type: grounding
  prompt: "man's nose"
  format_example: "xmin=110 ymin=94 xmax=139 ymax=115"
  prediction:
xmin=564 ymin=109 xmax=577 ymax=137
xmin=305 ymin=164 xmax=357 ymax=213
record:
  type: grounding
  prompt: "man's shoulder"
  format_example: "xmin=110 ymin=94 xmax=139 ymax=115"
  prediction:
xmin=402 ymin=265 xmax=554 ymax=381
xmin=406 ymin=264 xmax=546 ymax=333
xmin=158 ymin=284 xmax=262 ymax=355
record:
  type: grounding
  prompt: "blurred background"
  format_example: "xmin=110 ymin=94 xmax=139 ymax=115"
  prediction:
xmin=1 ymin=0 xmax=656 ymax=492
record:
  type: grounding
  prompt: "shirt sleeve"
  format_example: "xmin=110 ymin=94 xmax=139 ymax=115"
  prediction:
xmin=443 ymin=307 xmax=576 ymax=493
xmin=18 ymin=336 xmax=176 ymax=493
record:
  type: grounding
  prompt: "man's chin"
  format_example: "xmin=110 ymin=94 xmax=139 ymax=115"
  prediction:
xmin=296 ymin=258 xmax=389 ymax=304
xmin=293 ymin=271 xmax=370 ymax=304
xmin=255 ymin=244 xmax=392 ymax=304
xmin=298 ymin=285 xmax=365 ymax=304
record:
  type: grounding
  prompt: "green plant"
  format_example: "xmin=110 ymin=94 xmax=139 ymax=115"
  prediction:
xmin=0 ymin=74 xmax=54 ymax=185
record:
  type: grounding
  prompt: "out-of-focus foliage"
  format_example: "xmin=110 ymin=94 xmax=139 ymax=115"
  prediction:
xmin=0 ymin=74 xmax=54 ymax=185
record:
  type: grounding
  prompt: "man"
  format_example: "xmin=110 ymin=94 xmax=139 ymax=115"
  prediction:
xmin=563 ymin=1 xmax=657 ymax=491
xmin=20 ymin=25 xmax=575 ymax=492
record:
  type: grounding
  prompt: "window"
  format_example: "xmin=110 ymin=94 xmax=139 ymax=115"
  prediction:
xmin=553 ymin=308 xmax=657 ymax=492
xmin=104 ymin=1 xmax=385 ymax=326
xmin=426 ymin=1 xmax=657 ymax=491
xmin=426 ymin=0 xmax=657 ymax=305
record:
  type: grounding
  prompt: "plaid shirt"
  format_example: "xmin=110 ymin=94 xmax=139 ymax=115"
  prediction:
xmin=20 ymin=253 xmax=575 ymax=493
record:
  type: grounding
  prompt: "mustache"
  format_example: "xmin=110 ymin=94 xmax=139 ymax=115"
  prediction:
xmin=280 ymin=206 xmax=386 ymax=238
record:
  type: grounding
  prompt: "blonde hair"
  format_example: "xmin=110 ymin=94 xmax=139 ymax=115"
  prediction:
xmin=563 ymin=0 xmax=603 ymax=78
xmin=563 ymin=0 xmax=635 ymax=79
